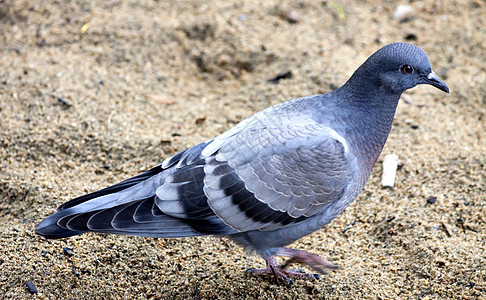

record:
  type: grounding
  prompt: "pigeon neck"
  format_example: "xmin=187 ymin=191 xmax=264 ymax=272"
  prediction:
xmin=332 ymin=81 xmax=402 ymax=176
xmin=334 ymin=74 xmax=402 ymax=119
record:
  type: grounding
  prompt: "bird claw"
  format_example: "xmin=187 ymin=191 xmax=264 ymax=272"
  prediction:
xmin=246 ymin=248 xmax=336 ymax=285
xmin=246 ymin=264 xmax=319 ymax=286
xmin=277 ymin=247 xmax=339 ymax=274
xmin=247 ymin=265 xmax=296 ymax=286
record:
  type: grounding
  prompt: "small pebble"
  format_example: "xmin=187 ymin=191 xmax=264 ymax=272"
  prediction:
xmin=405 ymin=33 xmax=417 ymax=41
xmin=382 ymin=154 xmax=398 ymax=187
xmin=26 ymin=280 xmax=38 ymax=294
xmin=268 ymin=70 xmax=292 ymax=84
xmin=71 ymin=261 xmax=80 ymax=276
xmin=63 ymin=247 xmax=73 ymax=257
xmin=195 ymin=117 xmax=206 ymax=125
xmin=283 ymin=10 xmax=300 ymax=23
xmin=57 ymin=96 xmax=72 ymax=108
xmin=393 ymin=5 xmax=414 ymax=21
xmin=427 ymin=197 xmax=437 ymax=204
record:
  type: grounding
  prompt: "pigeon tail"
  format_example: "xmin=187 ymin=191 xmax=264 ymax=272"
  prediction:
xmin=35 ymin=211 xmax=87 ymax=239
xmin=36 ymin=166 xmax=167 ymax=239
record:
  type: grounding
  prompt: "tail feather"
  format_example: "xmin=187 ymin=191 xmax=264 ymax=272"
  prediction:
xmin=35 ymin=211 xmax=87 ymax=239
xmin=36 ymin=196 xmax=203 ymax=239
xmin=57 ymin=165 xmax=164 ymax=211
xmin=36 ymin=166 xmax=168 ymax=239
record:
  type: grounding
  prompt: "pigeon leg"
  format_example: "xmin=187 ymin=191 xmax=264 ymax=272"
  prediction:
xmin=277 ymin=247 xmax=339 ymax=275
xmin=247 ymin=248 xmax=338 ymax=284
xmin=247 ymin=256 xmax=318 ymax=285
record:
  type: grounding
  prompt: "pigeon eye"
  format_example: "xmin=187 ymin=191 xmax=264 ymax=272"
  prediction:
xmin=401 ymin=65 xmax=413 ymax=74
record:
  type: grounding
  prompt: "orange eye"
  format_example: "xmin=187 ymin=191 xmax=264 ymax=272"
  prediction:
xmin=401 ymin=65 xmax=413 ymax=74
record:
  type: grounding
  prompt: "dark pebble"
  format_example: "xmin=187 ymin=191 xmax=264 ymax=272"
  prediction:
xmin=399 ymin=16 xmax=414 ymax=23
xmin=71 ymin=261 xmax=80 ymax=276
xmin=195 ymin=117 xmax=206 ymax=125
xmin=427 ymin=197 xmax=437 ymax=204
xmin=95 ymin=169 xmax=105 ymax=175
xmin=268 ymin=70 xmax=292 ymax=84
xmin=405 ymin=33 xmax=417 ymax=41
xmin=26 ymin=280 xmax=38 ymax=294
xmin=57 ymin=96 xmax=72 ymax=108
xmin=63 ymin=247 xmax=73 ymax=257
xmin=411 ymin=125 xmax=419 ymax=130
xmin=329 ymin=83 xmax=339 ymax=90
xmin=159 ymin=139 xmax=171 ymax=146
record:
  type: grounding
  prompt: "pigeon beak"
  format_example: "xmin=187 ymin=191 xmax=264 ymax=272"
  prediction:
xmin=423 ymin=71 xmax=449 ymax=93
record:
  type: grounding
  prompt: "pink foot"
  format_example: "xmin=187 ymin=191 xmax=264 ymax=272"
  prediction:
xmin=247 ymin=248 xmax=338 ymax=285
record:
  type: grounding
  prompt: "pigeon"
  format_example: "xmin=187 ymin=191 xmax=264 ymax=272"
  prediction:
xmin=36 ymin=43 xmax=449 ymax=283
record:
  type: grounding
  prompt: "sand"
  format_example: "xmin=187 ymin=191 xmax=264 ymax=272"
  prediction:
xmin=0 ymin=0 xmax=485 ymax=298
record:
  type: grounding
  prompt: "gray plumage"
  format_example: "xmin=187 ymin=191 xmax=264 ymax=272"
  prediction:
xmin=36 ymin=43 xmax=449 ymax=282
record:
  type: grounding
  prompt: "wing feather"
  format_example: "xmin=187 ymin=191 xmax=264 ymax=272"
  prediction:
xmin=204 ymin=122 xmax=356 ymax=232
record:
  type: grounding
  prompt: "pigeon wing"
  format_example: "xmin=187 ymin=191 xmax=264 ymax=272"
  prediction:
xmin=203 ymin=121 xmax=357 ymax=232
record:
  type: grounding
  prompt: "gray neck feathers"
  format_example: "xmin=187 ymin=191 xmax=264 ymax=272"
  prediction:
xmin=330 ymin=72 xmax=402 ymax=178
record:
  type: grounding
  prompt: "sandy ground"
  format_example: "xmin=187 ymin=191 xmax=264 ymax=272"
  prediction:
xmin=0 ymin=0 xmax=485 ymax=299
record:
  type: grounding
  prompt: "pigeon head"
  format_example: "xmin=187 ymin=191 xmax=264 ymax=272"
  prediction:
xmin=349 ymin=43 xmax=449 ymax=95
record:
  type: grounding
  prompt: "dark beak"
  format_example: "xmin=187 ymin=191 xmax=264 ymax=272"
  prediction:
xmin=423 ymin=71 xmax=449 ymax=93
